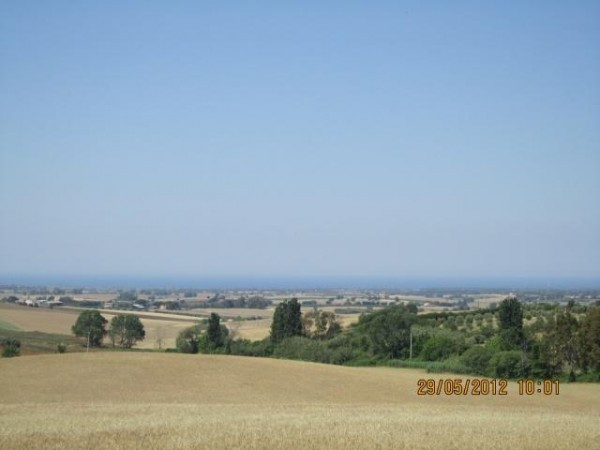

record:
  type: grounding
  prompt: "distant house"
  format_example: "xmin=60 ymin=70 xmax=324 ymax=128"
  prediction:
xmin=104 ymin=301 xmax=114 ymax=309
xmin=132 ymin=303 xmax=145 ymax=310
xmin=47 ymin=300 xmax=63 ymax=308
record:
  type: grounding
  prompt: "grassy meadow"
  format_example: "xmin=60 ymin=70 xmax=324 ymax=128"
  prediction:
xmin=0 ymin=352 xmax=598 ymax=449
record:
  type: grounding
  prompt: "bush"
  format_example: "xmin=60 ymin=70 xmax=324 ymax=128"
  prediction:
xmin=343 ymin=355 xmax=382 ymax=366
xmin=56 ymin=343 xmax=67 ymax=354
xmin=228 ymin=339 xmax=274 ymax=357
xmin=272 ymin=336 xmax=332 ymax=363
xmin=1 ymin=338 xmax=21 ymax=357
xmin=488 ymin=351 xmax=529 ymax=378
xmin=460 ymin=346 xmax=494 ymax=375
xmin=424 ymin=356 xmax=470 ymax=374
xmin=329 ymin=346 xmax=355 ymax=365
xmin=323 ymin=333 xmax=365 ymax=365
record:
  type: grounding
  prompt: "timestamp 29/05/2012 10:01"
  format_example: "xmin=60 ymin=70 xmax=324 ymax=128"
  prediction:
xmin=417 ymin=378 xmax=560 ymax=396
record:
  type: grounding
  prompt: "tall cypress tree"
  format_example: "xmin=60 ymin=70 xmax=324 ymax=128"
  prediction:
xmin=207 ymin=313 xmax=224 ymax=348
xmin=270 ymin=298 xmax=303 ymax=342
xmin=285 ymin=298 xmax=303 ymax=337
xmin=270 ymin=302 xmax=286 ymax=342
xmin=498 ymin=296 xmax=524 ymax=349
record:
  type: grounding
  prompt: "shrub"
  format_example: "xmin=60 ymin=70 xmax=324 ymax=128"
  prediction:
xmin=1 ymin=338 xmax=21 ymax=357
xmin=343 ymin=355 xmax=381 ymax=366
xmin=56 ymin=343 xmax=67 ymax=354
xmin=460 ymin=346 xmax=494 ymax=375
xmin=329 ymin=346 xmax=355 ymax=365
xmin=488 ymin=351 xmax=529 ymax=378
xmin=425 ymin=356 xmax=470 ymax=374
xmin=272 ymin=336 xmax=332 ymax=363
xmin=228 ymin=339 xmax=274 ymax=357
xmin=325 ymin=334 xmax=361 ymax=365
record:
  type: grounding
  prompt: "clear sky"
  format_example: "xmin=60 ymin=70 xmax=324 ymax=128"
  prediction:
xmin=1 ymin=1 xmax=599 ymax=287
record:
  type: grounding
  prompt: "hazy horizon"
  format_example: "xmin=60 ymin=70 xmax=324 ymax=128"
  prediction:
xmin=1 ymin=2 xmax=599 ymax=282
xmin=1 ymin=274 xmax=599 ymax=291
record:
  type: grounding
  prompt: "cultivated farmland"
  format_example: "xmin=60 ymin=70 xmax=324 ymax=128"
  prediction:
xmin=0 ymin=352 xmax=598 ymax=449
xmin=0 ymin=304 xmax=195 ymax=349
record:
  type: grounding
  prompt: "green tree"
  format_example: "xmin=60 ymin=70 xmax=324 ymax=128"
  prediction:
xmin=176 ymin=323 xmax=205 ymax=354
xmin=302 ymin=310 xmax=342 ymax=339
xmin=420 ymin=331 xmax=465 ymax=361
xmin=578 ymin=308 xmax=600 ymax=375
xmin=270 ymin=298 xmax=303 ymax=343
xmin=445 ymin=316 xmax=458 ymax=331
xmin=497 ymin=296 xmax=524 ymax=349
xmin=358 ymin=305 xmax=416 ymax=358
xmin=108 ymin=315 xmax=145 ymax=348
xmin=530 ymin=334 xmax=562 ymax=378
xmin=206 ymin=313 xmax=226 ymax=348
xmin=72 ymin=310 xmax=107 ymax=347
xmin=555 ymin=308 xmax=579 ymax=380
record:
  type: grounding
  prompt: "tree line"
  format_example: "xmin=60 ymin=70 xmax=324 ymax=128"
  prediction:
xmin=4 ymin=296 xmax=598 ymax=382
xmin=175 ymin=297 xmax=600 ymax=381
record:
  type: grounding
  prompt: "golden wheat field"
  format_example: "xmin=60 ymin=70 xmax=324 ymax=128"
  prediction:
xmin=0 ymin=353 xmax=598 ymax=450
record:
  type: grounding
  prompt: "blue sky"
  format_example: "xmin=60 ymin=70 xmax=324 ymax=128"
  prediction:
xmin=1 ymin=1 xmax=599 ymax=285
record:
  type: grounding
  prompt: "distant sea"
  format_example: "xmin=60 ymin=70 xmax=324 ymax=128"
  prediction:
xmin=1 ymin=275 xmax=599 ymax=290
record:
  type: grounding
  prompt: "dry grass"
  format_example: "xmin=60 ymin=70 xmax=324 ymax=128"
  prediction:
xmin=0 ymin=303 xmax=80 ymax=335
xmin=228 ymin=318 xmax=272 ymax=340
xmin=0 ymin=353 xmax=598 ymax=449
xmin=73 ymin=307 xmax=201 ymax=322
xmin=188 ymin=307 xmax=274 ymax=319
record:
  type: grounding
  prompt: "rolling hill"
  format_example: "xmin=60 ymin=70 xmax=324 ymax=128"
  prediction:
xmin=1 ymin=352 xmax=599 ymax=449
